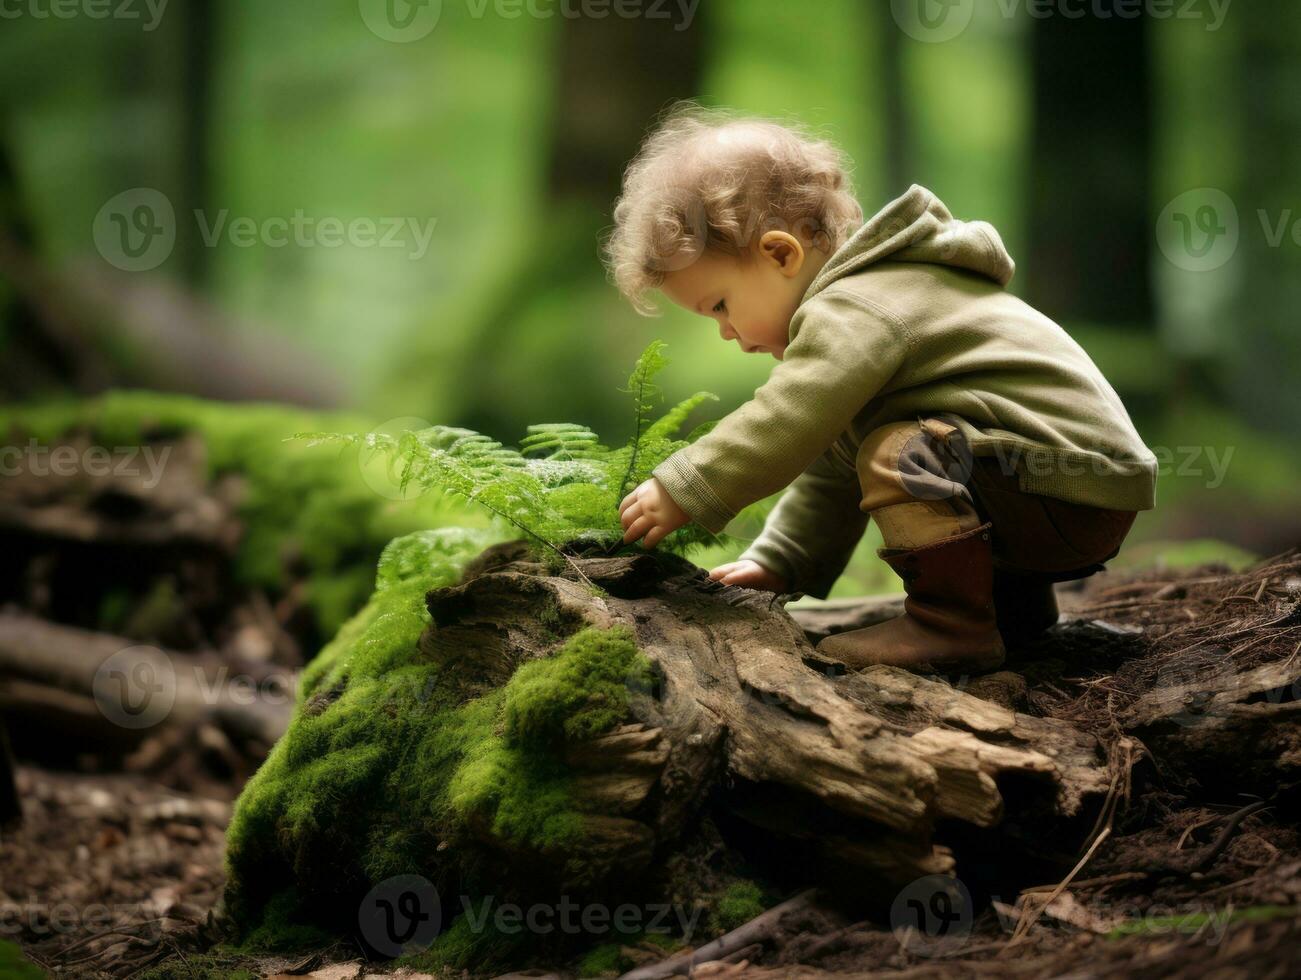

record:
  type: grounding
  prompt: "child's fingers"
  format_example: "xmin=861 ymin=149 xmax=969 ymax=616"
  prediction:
xmin=640 ymin=523 xmax=669 ymax=550
xmin=618 ymin=487 xmax=641 ymax=512
xmin=620 ymin=500 xmax=642 ymax=529
xmin=622 ymin=514 xmax=652 ymax=544
xmin=708 ymin=562 xmax=741 ymax=579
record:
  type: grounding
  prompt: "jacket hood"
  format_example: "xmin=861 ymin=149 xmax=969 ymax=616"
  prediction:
xmin=802 ymin=184 xmax=1016 ymax=305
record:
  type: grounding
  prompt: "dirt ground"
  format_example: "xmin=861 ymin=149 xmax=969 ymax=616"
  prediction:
xmin=3 ymin=551 xmax=1299 ymax=979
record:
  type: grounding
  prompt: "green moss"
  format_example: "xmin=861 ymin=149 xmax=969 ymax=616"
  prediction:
xmin=504 ymin=625 xmax=654 ymax=744
xmin=0 ymin=940 xmax=44 ymax=980
xmin=398 ymin=915 xmax=532 ymax=975
xmin=708 ymin=880 xmax=769 ymax=936
xmin=0 ymin=392 xmax=487 ymax=636
xmin=577 ymin=942 xmax=629 ymax=977
xmin=575 ymin=932 xmax=683 ymax=978
xmin=227 ymin=889 xmax=333 ymax=953
xmin=1106 ymin=904 xmax=1299 ymax=939
xmin=225 ymin=536 xmax=651 ymax=952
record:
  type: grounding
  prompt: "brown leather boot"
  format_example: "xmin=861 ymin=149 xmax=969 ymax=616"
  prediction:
xmin=815 ymin=522 xmax=1006 ymax=673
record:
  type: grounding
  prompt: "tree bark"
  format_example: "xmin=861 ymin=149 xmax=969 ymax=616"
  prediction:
xmin=1119 ymin=653 xmax=1301 ymax=797
xmin=420 ymin=541 xmax=1113 ymax=894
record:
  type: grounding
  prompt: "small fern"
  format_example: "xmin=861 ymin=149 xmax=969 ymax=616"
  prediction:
xmin=296 ymin=342 xmax=724 ymax=560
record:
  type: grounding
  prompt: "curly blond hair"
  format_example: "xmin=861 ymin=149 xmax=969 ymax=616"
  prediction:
xmin=602 ymin=102 xmax=863 ymax=315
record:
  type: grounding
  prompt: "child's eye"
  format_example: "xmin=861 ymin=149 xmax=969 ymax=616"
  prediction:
xmin=712 ymin=299 xmax=726 ymax=313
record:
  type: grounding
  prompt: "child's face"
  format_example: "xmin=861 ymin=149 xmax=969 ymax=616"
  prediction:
xmin=658 ymin=232 xmax=820 ymax=361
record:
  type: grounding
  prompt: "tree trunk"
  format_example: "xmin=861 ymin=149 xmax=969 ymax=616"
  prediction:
xmin=451 ymin=11 xmax=705 ymax=439
xmin=877 ymin=2 xmax=910 ymax=197
xmin=1231 ymin=0 xmax=1301 ymax=435
xmin=1026 ymin=11 xmax=1153 ymax=324
xmin=0 ymin=132 xmax=109 ymax=397
xmin=420 ymin=541 xmax=1113 ymax=895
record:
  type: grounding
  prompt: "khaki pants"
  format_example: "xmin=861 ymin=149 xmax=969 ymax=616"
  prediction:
xmin=856 ymin=417 xmax=1137 ymax=583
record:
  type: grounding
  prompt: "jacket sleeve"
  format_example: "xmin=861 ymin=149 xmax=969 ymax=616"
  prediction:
xmin=651 ymin=287 xmax=910 ymax=534
xmin=735 ymin=445 xmax=869 ymax=599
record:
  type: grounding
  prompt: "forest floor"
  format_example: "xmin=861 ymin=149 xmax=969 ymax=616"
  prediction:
xmin=4 ymin=552 xmax=1301 ymax=979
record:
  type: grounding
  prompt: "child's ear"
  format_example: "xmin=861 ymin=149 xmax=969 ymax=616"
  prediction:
xmin=758 ymin=231 xmax=805 ymax=277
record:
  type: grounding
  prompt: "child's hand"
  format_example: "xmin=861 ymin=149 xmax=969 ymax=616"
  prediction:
xmin=619 ymin=477 xmax=692 ymax=549
xmin=708 ymin=560 xmax=789 ymax=593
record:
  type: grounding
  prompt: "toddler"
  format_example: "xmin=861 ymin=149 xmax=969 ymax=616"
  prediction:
xmin=606 ymin=104 xmax=1156 ymax=673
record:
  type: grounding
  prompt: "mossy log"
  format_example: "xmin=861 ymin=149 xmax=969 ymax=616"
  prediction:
xmin=413 ymin=541 xmax=1111 ymax=891
xmin=223 ymin=534 xmax=1115 ymax=946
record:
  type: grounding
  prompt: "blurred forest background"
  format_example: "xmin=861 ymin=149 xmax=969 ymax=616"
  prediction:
xmin=2 ymin=0 xmax=1298 ymax=597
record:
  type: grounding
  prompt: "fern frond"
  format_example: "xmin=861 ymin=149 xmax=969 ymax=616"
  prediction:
xmin=296 ymin=339 xmax=727 ymax=559
xmin=683 ymin=419 xmax=719 ymax=442
xmin=619 ymin=339 xmax=670 ymax=417
xmin=617 ymin=340 xmax=671 ymax=501
xmin=645 ymin=391 xmax=719 ymax=442
xmin=292 ymin=431 xmax=365 ymax=449
xmin=519 ymin=423 xmax=605 ymax=458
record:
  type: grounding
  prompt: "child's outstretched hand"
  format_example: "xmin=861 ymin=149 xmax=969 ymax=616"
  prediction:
xmin=619 ymin=476 xmax=692 ymax=549
xmin=708 ymin=559 xmax=789 ymax=593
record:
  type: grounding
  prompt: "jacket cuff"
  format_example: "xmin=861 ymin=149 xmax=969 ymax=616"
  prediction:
xmin=651 ymin=453 xmax=736 ymax=534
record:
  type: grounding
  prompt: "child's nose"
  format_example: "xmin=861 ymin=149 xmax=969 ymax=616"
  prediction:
xmin=718 ymin=321 xmax=737 ymax=341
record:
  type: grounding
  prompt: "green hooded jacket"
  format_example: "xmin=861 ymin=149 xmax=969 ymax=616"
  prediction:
xmin=650 ymin=184 xmax=1158 ymax=598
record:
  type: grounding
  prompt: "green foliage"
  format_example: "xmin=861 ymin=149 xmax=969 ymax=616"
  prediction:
xmin=575 ymin=932 xmax=683 ymax=977
xmin=228 ymin=889 xmax=333 ymax=953
xmin=0 ymin=391 xmax=473 ymax=637
xmin=616 ymin=339 xmax=671 ymax=502
xmin=398 ymin=914 xmax=534 ymax=975
xmin=1111 ymin=537 xmax=1259 ymax=573
xmin=225 ymin=532 xmax=653 ymax=949
xmin=0 ymin=940 xmax=44 ymax=980
xmin=577 ymin=942 xmax=630 ymax=977
xmin=297 ymin=341 xmax=725 ymax=561
xmin=708 ymin=879 xmax=769 ymax=935
xmin=1105 ymin=904 xmax=1298 ymax=939
xmin=504 ymin=626 xmax=655 ymax=743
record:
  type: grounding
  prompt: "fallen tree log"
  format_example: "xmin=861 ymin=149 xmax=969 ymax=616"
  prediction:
xmin=1120 ymin=652 xmax=1301 ymax=796
xmin=459 ymin=543 xmax=1110 ymax=873
xmin=0 ymin=611 xmax=292 ymax=754
xmin=785 ymin=591 xmax=1114 ymax=647
xmin=224 ymin=536 xmax=1114 ymax=949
